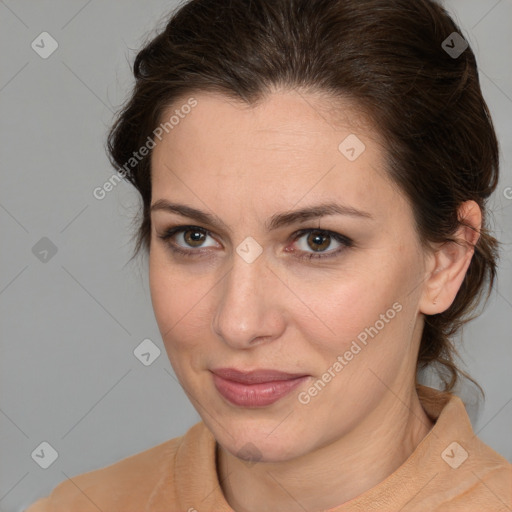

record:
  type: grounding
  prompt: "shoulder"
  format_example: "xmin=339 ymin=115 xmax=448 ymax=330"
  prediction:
xmin=25 ymin=423 xmax=205 ymax=511
xmin=446 ymin=436 xmax=512 ymax=510
xmin=426 ymin=418 xmax=512 ymax=511
xmin=407 ymin=387 xmax=512 ymax=511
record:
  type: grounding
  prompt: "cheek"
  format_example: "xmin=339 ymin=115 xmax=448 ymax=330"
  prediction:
xmin=149 ymin=253 xmax=188 ymax=339
xmin=149 ymin=251 xmax=214 ymax=358
xmin=290 ymin=256 xmax=416 ymax=362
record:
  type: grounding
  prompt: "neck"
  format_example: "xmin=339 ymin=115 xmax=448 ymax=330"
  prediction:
xmin=217 ymin=387 xmax=434 ymax=512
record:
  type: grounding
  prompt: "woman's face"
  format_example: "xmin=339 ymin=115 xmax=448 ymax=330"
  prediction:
xmin=149 ymin=90 xmax=431 ymax=462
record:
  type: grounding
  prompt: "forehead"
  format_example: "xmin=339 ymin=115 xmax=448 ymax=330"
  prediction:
xmin=157 ymin=89 xmax=374 ymax=153
xmin=150 ymin=90 xmax=406 ymax=225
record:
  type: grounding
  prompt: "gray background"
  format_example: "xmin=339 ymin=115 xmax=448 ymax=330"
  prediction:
xmin=0 ymin=1 xmax=511 ymax=510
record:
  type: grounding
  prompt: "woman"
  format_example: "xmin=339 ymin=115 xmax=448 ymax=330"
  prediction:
xmin=27 ymin=0 xmax=511 ymax=510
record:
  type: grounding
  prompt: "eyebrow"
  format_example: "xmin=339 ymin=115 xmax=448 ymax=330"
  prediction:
xmin=150 ymin=200 xmax=373 ymax=232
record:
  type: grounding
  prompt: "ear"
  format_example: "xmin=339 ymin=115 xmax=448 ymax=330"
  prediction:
xmin=419 ymin=200 xmax=481 ymax=315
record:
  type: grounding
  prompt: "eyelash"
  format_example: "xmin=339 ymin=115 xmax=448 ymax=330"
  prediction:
xmin=157 ymin=225 xmax=353 ymax=261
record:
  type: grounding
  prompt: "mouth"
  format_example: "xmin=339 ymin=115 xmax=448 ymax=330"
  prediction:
xmin=210 ymin=368 xmax=310 ymax=407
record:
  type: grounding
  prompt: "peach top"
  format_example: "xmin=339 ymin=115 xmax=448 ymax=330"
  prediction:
xmin=26 ymin=385 xmax=512 ymax=511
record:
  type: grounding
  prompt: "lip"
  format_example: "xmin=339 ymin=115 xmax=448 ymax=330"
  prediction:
xmin=211 ymin=368 xmax=310 ymax=407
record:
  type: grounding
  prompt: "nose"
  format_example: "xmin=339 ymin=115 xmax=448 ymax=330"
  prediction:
xmin=212 ymin=248 xmax=286 ymax=350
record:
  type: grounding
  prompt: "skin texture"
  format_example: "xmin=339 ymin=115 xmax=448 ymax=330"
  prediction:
xmin=148 ymin=90 xmax=481 ymax=512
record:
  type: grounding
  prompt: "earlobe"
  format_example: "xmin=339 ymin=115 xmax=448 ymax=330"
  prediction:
xmin=419 ymin=200 xmax=482 ymax=316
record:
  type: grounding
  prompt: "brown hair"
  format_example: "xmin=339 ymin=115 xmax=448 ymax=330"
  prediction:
xmin=107 ymin=0 xmax=499 ymax=395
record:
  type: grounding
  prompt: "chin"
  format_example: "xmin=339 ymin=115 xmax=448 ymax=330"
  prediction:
xmin=206 ymin=413 xmax=313 ymax=464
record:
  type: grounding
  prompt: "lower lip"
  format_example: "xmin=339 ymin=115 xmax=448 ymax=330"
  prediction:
xmin=212 ymin=374 xmax=309 ymax=407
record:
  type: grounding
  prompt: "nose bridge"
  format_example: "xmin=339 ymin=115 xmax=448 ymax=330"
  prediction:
xmin=212 ymin=246 xmax=282 ymax=347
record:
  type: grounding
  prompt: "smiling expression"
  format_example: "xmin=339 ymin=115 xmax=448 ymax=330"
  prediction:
xmin=148 ymin=89 xmax=431 ymax=462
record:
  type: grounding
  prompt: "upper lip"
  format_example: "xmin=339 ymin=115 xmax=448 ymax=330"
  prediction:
xmin=211 ymin=368 xmax=309 ymax=384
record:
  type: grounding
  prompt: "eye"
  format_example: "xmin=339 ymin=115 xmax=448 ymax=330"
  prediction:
xmin=289 ymin=229 xmax=353 ymax=260
xmin=157 ymin=225 xmax=219 ymax=257
xmin=157 ymin=225 xmax=353 ymax=261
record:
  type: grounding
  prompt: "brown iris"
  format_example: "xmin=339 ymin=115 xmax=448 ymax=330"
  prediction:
xmin=306 ymin=231 xmax=331 ymax=252
xmin=184 ymin=229 xmax=206 ymax=247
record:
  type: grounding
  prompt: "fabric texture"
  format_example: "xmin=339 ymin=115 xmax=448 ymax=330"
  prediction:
xmin=26 ymin=385 xmax=512 ymax=511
